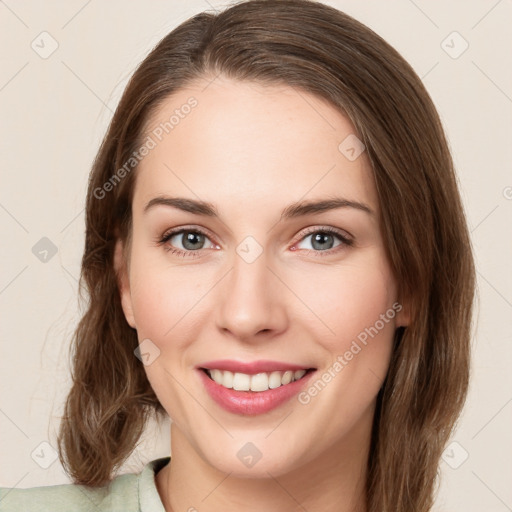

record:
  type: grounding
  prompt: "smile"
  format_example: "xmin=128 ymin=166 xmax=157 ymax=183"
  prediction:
xmin=197 ymin=361 xmax=317 ymax=415
xmin=204 ymin=368 xmax=310 ymax=392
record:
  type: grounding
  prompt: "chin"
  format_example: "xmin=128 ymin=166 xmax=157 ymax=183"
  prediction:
xmin=195 ymin=436 xmax=310 ymax=479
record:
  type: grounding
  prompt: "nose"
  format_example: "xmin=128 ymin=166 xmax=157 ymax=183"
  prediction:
xmin=214 ymin=247 xmax=288 ymax=342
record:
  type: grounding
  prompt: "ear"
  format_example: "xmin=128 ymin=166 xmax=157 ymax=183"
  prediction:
xmin=113 ymin=238 xmax=136 ymax=329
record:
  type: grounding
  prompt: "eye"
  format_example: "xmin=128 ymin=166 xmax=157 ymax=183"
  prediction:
xmin=292 ymin=226 xmax=353 ymax=256
xmin=157 ymin=227 xmax=218 ymax=258
xmin=157 ymin=225 xmax=353 ymax=258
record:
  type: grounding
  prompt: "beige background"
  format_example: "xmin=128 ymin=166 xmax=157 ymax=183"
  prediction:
xmin=1 ymin=0 xmax=511 ymax=510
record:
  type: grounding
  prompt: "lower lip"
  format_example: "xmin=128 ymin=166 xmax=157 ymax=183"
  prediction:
xmin=198 ymin=369 xmax=316 ymax=415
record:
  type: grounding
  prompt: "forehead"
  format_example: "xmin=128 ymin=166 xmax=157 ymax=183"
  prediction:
xmin=134 ymin=76 xmax=378 ymax=217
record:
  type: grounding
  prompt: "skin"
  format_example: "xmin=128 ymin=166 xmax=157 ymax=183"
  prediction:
xmin=114 ymin=76 xmax=409 ymax=512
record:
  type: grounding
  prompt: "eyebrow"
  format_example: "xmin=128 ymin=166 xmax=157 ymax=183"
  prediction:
xmin=143 ymin=195 xmax=373 ymax=219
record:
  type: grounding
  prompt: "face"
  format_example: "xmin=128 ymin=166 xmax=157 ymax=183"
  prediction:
xmin=115 ymin=76 xmax=408 ymax=477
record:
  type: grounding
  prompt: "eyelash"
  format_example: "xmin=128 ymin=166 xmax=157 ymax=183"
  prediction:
xmin=157 ymin=225 xmax=353 ymax=259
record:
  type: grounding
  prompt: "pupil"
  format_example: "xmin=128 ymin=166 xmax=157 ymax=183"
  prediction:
xmin=183 ymin=232 xmax=204 ymax=250
xmin=312 ymin=233 xmax=333 ymax=250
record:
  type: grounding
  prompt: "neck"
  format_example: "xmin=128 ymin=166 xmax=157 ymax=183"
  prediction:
xmin=156 ymin=411 xmax=373 ymax=512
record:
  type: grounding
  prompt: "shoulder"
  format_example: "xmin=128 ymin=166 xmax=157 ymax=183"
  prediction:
xmin=0 ymin=457 xmax=170 ymax=512
xmin=0 ymin=474 xmax=137 ymax=512
xmin=0 ymin=473 xmax=136 ymax=511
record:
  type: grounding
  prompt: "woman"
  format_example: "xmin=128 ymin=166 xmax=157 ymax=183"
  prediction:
xmin=0 ymin=0 xmax=475 ymax=511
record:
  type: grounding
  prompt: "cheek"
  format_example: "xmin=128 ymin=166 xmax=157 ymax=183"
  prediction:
xmin=127 ymin=252 xmax=206 ymax=420
xmin=129 ymin=272 xmax=177 ymax=343
xmin=128 ymin=252 xmax=216 ymax=368
xmin=294 ymin=255 xmax=399 ymax=407
xmin=128 ymin=243 xmax=195 ymax=338
xmin=294 ymin=259 xmax=398 ymax=431
xmin=295 ymin=256 xmax=398 ymax=349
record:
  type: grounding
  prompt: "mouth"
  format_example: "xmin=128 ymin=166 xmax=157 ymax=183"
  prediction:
xmin=200 ymin=367 xmax=316 ymax=392
xmin=196 ymin=360 xmax=317 ymax=415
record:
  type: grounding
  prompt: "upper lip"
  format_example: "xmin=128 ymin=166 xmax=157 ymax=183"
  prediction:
xmin=198 ymin=360 xmax=314 ymax=375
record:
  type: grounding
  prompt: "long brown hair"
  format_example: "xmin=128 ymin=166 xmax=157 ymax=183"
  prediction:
xmin=57 ymin=1 xmax=476 ymax=510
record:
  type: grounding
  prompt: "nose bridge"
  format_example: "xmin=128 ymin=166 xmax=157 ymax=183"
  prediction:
xmin=215 ymin=241 xmax=286 ymax=339
xmin=232 ymin=248 xmax=271 ymax=300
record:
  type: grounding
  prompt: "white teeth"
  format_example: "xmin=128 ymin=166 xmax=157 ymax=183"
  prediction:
xmin=222 ymin=370 xmax=234 ymax=388
xmin=268 ymin=371 xmax=283 ymax=389
xmin=294 ymin=369 xmax=306 ymax=380
xmin=210 ymin=369 xmax=223 ymax=384
xmin=250 ymin=373 xmax=269 ymax=392
xmin=281 ymin=370 xmax=293 ymax=385
xmin=206 ymin=368 xmax=309 ymax=392
xmin=232 ymin=372 xmax=251 ymax=391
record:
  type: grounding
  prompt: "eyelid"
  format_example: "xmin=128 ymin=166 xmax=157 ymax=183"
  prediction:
xmin=160 ymin=224 xmax=216 ymax=241
xmin=292 ymin=225 xmax=353 ymax=246
xmin=158 ymin=224 xmax=353 ymax=257
xmin=289 ymin=226 xmax=354 ymax=258
xmin=158 ymin=225 xmax=218 ymax=249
